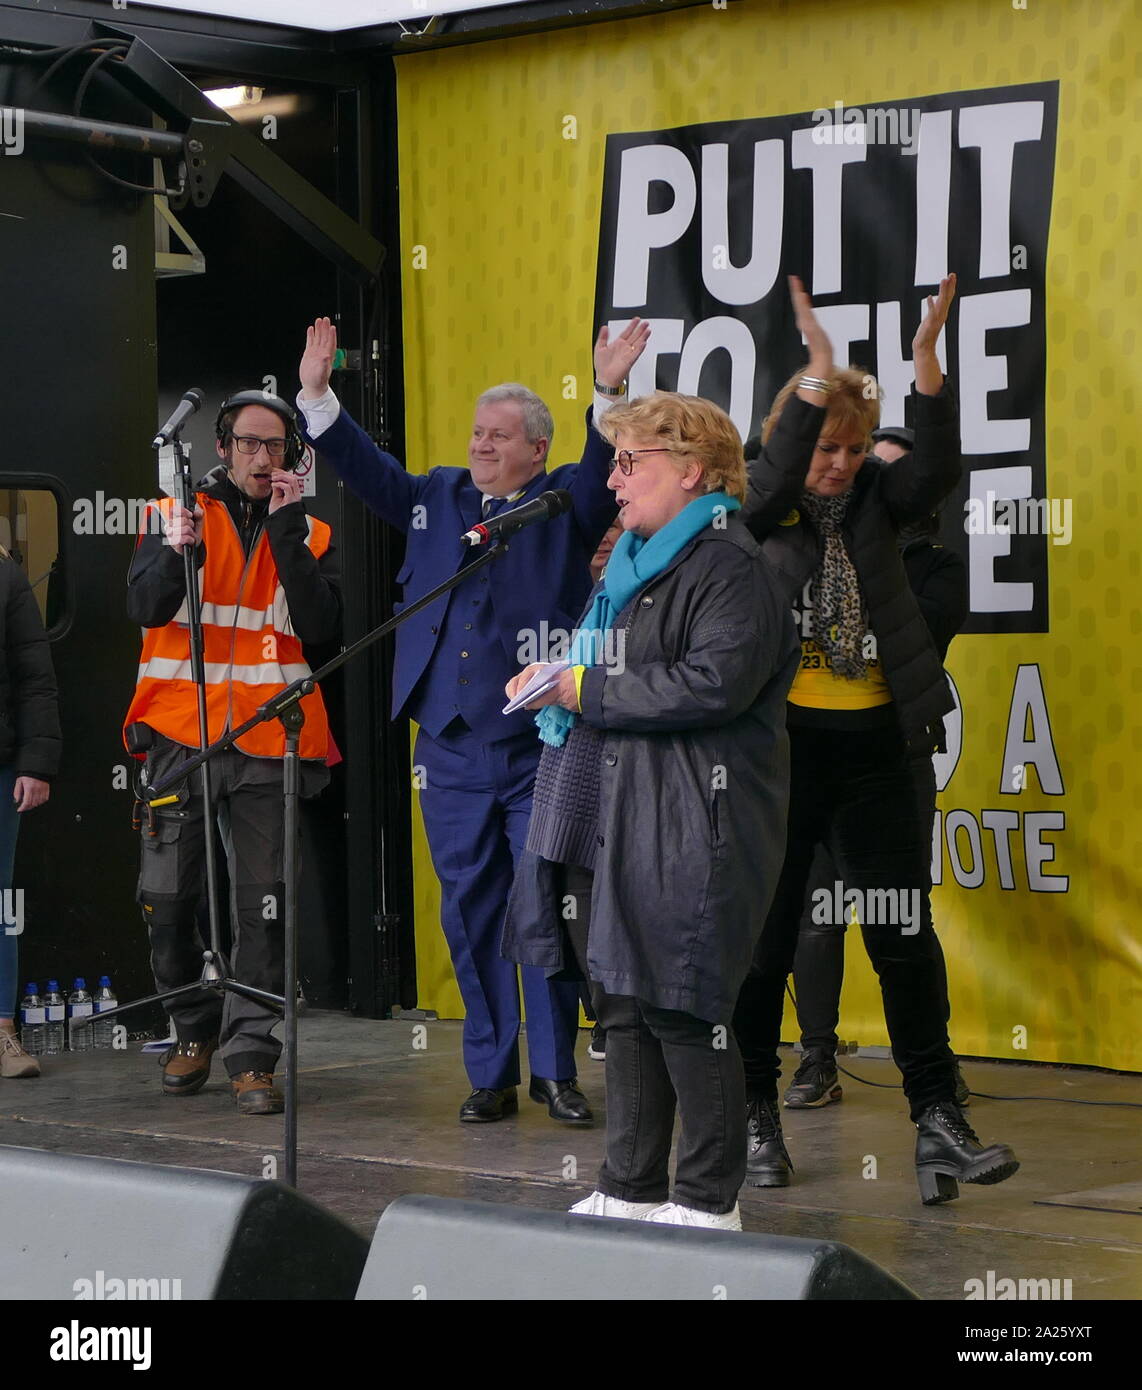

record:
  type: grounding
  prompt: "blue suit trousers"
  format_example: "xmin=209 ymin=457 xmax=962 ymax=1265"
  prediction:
xmin=415 ymin=723 xmax=580 ymax=1089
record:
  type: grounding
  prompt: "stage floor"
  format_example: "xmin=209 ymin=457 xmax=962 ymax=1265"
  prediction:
xmin=1 ymin=1012 xmax=1138 ymax=1301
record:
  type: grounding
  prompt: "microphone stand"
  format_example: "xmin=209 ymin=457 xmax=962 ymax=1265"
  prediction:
xmin=87 ymin=528 xmax=512 ymax=1190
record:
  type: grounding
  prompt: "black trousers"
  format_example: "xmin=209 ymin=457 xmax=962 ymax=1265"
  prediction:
xmin=137 ymin=735 xmax=320 ymax=1077
xmin=560 ymin=864 xmax=745 ymax=1215
xmin=733 ymin=724 xmax=956 ymax=1121
xmin=792 ymin=754 xmax=956 ymax=1058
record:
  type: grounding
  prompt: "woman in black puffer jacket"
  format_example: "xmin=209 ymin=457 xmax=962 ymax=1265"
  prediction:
xmin=735 ymin=275 xmax=1019 ymax=1207
xmin=0 ymin=549 xmax=61 ymax=1079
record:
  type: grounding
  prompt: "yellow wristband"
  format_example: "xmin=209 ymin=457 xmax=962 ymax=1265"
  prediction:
xmin=572 ymin=665 xmax=587 ymax=707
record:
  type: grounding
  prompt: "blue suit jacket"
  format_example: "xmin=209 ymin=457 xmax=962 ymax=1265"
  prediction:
xmin=304 ymin=408 xmax=617 ymax=739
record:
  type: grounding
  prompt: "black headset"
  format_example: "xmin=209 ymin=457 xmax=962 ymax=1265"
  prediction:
xmin=215 ymin=390 xmax=305 ymax=471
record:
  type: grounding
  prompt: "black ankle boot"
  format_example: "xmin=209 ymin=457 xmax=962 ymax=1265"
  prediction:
xmin=914 ymin=1100 xmax=1019 ymax=1205
xmin=745 ymin=1094 xmax=794 ymax=1187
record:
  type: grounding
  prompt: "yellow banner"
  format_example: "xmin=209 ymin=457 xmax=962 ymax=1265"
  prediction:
xmin=395 ymin=0 xmax=1142 ymax=1068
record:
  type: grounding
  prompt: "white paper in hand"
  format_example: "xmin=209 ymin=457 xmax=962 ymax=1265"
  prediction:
xmin=503 ymin=661 xmax=571 ymax=715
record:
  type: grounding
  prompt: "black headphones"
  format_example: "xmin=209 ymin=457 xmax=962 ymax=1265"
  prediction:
xmin=215 ymin=390 xmax=305 ymax=472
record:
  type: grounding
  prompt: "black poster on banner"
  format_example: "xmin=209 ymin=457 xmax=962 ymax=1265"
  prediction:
xmin=594 ymin=83 xmax=1058 ymax=634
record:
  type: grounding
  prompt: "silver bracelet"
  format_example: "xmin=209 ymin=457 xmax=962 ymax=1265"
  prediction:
xmin=798 ymin=375 xmax=833 ymax=395
xmin=595 ymin=379 xmax=627 ymax=398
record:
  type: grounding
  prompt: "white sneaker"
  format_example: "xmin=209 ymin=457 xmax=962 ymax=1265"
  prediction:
xmin=569 ymin=1190 xmax=660 ymax=1219
xmin=642 ymin=1202 xmax=742 ymax=1231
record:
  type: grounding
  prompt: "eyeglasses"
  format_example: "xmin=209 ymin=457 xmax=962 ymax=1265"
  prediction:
xmin=230 ymin=433 xmax=289 ymax=458
xmin=608 ymin=447 xmax=676 ymax=476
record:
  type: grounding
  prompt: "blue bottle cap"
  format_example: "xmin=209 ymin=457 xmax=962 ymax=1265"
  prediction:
xmin=74 ymin=977 xmax=87 ymax=988
xmin=46 ymin=980 xmax=60 ymax=992
xmin=98 ymin=975 xmax=112 ymax=987
xmin=25 ymin=982 xmax=38 ymax=994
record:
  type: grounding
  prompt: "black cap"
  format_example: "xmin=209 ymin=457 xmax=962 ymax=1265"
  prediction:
xmin=870 ymin=425 xmax=914 ymax=449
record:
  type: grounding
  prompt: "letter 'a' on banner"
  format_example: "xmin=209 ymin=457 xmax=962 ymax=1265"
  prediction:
xmin=393 ymin=1 xmax=1141 ymax=1070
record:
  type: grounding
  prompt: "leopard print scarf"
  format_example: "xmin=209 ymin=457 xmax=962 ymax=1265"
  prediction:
xmin=801 ymin=491 xmax=868 ymax=680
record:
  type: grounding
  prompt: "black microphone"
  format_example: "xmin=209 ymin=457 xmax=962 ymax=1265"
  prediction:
xmin=461 ymin=489 xmax=573 ymax=547
xmin=152 ymin=388 xmax=205 ymax=449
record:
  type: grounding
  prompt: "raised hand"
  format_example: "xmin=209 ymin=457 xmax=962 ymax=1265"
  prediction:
xmin=594 ymin=317 xmax=651 ymax=391
xmin=789 ymin=275 xmax=834 ymax=380
xmin=300 ymin=317 xmax=338 ymax=400
xmin=913 ymin=273 xmax=956 ymax=395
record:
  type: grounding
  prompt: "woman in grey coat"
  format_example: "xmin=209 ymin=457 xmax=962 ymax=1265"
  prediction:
xmin=502 ymin=391 xmax=798 ymax=1229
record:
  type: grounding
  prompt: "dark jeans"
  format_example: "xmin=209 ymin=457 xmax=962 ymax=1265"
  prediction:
xmin=793 ymin=754 xmax=956 ymax=1058
xmin=734 ymin=724 xmax=955 ymax=1121
xmin=0 ymin=767 xmax=20 ymax=1019
xmin=561 ymin=864 xmax=745 ymax=1215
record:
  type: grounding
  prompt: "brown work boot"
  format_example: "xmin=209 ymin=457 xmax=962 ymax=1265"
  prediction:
xmin=160 ymin=1038 xmax=218 ymax=1096
xmin=231 ymin=1070 xmax=284 ymax=1115
xmin=0 ymin=1027 xmax=41 ymax=1078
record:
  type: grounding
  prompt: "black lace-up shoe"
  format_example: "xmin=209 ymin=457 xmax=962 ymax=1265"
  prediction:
xmin=459 ymin=1087 xmax=518 ymax=1123
xmin=529 ymin=1077 xmax=593 ymax=1124
xmin=783 ymin=1050 xmax=843 ymax=1108
xmin=914 ymin=1100 xmax=1019 ymax=1204
xmin=745 ymin=1094 xmax=794 ymax=1187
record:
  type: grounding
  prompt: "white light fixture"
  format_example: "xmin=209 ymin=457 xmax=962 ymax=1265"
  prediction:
xmin=204 ymin=85 xmax=265 ymax=110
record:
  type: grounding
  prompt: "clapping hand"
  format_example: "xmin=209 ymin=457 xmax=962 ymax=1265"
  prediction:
xmin=789 ymin=275 xmax=834 ymax=383
xmin=913 ymin=273 xmax=956 ymax=394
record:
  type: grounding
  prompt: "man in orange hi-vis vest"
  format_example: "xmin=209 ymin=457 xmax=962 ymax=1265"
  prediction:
xmin=124 ymin=391 xmax=341 ymax=1116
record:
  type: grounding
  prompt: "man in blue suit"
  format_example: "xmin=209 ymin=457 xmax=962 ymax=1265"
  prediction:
xmin=296 ymin=317 xmax=648 ymax=1123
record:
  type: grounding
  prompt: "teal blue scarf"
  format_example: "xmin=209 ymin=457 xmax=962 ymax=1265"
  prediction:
xmin=536 ymin=491 xmax=740 ymax=747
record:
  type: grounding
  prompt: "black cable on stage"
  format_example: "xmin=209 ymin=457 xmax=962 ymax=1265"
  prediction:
xmin=783 ymin=980 xmax=1141 ymax=1109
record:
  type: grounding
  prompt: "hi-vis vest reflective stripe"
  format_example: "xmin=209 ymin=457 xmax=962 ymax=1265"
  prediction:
xmin=123 ymin=494 xmax=332 ymax=760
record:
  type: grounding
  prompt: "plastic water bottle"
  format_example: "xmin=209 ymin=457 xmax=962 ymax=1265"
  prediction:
xmin=67 ymin=978 xmax=94 ymax=1051
xmin=43 ymin=980 xmax=65 ymax=1055
xmin=93 ymin=976 xmax=117 ymax=1050
xmin=19 ymin=983 xmax=45 ymax=1056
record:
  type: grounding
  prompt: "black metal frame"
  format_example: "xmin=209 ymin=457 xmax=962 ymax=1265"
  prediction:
xmin=0 ymin=0 xmax=690 ymax=1020
xmin=1 ymin=1 xmax=413 ymax=1017
xmin=0 ymin=0 xmax=711 ymax=66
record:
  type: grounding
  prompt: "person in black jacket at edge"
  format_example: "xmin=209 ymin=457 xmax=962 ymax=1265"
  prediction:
xmin=735 ymin=274 xmax=1019 ymax=1206
xmin=0 ymin=547 xmax=61 ymax=1078
xmin=773 ymin=426 xmax=973 ymax=1110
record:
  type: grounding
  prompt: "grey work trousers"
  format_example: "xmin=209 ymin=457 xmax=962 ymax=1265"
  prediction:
xmin=136 ymin=733 xmax=325 ymax=1078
